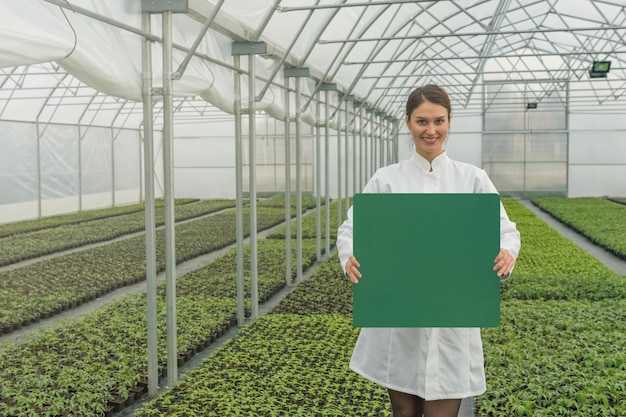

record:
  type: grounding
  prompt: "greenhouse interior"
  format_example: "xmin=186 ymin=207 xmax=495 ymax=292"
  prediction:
xmin=0 ymin=0 xmax=625 ymax=416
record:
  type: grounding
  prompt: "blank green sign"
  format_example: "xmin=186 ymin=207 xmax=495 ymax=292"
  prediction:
xmin=353 ymin=193 xmax=501 ymax=328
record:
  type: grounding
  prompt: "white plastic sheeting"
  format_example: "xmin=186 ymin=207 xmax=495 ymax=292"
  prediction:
xmin=3 ymin=1 xmax=626 ymax=125
xmin=0 ymin=0 xmax=325 ymax=123
xmin=1 ymin=0 xmax=626 ymax=216
xmin=0 ymin=120 xmax=150 ymax=222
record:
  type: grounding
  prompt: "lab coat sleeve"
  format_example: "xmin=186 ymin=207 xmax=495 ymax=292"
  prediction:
xmin=336 ymin=205 xmax=354 ymax=274
xmin=336 ymin=172 xmax=380 ymax=274
xmin=475 ymin=170 xmax=521 ymax=280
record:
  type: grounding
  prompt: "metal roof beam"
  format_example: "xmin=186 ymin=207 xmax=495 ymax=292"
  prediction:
xmin=466 ymin=0 xmax=513 ymax=105
xmin=278 ymin=0 xmax=435 ymax=12
xmin=345 ymin=49 xmax=626 ymax=64
xmin=364 ymin=67 xmax=626 ymax=80
xmin=318 ymin=25 xmax=626 ymax=43
xmin=256 ymin=2 xmax=320 ymax=101
xmin=299 ymin=1 xmax=364 ymax=113
xmin=326 ymin=2 xmax=416 ymax=120
xmin=174 ymin=0 xmax=224 ymax=79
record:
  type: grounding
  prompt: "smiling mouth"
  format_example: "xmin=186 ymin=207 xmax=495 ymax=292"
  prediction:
xmin=422 ymin=137 xmax=439 ymax=145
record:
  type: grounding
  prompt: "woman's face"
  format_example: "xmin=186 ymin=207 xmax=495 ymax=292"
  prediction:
xmin=405 ymin=100 xmax=450 ymax=163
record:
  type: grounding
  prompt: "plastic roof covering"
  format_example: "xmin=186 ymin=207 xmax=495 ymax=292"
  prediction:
xmin=1 ymin=0 xmax=626 ymax=129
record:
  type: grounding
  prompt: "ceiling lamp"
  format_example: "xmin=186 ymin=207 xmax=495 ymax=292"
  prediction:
xmin=589 ymin=61 xmax=611 ymax=78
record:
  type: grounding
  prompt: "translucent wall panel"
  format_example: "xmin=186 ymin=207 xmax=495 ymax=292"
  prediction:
xmin=525 ymin=133 xmax=567 ymax=162
xmin=174 ymin=136 xmax=235 ymax=167
xmin=483 ymin=82 xmax=567 ymax=196
xmin=40 ymin=124 xmax=80 ymax=211
xmin=484 ymin=108 xmax=526 ymax=131
xmin=569 ymin=131 xmax=626 ymax=165
xmin=175 ymin=167 xmax=236 ymax=199
xmin=483 ymin=162 xmax=525 ymax=192
xmin=569 ymin=166 xmax=626 ymax=197
xmin=446 ymin=133 xmax=482 ymax=168
xmin=0 ymin=121 xmax=37 ymax=205
xmin=483 ymin=133 xmax=525 ymax=163
xmin=525 ymin=162 xmax=567 ymax=192
xmin=568 ymin=128 xmax=626 ymax=197
xmin=484 ymin=84 xmax=566 ymax=131
xmin=526 ymin=105 xmax=566 ymax=130
xmin=569 ymin=110 xmax=626 ymax=131
xmin=483 ymin=132 xmax=567 ymax=196
xmin=243 ymin=135 xmax=314 ymax=195
xmin=0 ymin=120 xmax=142 ymax=223
xmin=174 ymin=136 xmax=235 ymax=199
xmin=114 ymin=129 xmax=141 ymax=204
xmin=396 ymin=132 xmax=414 ymax=162
xmin=81 ymin=127 xmax=113 ymax=195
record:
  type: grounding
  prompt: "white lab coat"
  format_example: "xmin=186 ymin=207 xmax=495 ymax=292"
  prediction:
xmin=336 ymin=151 xmax=521 ymax=400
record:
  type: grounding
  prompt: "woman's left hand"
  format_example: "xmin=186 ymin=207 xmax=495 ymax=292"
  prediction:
xmin=494 ymin=248 xmax=515 ymax=278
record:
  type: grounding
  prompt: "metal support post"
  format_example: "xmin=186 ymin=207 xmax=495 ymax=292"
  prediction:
xmin=294 ymin=77 xmax=303 ymax=282
xmin=325 ymin=91 xmax=331 ymax=256
xmin=366 ymin=107 xmax=374 ymax=182
xmin=336 ymin=105 xmax=342 ymax=228
xmin=141 ymin=0 xmax=187 ymax=390
xmin=319 ymin=83 xmax=336 ymax=256
xmin=356 ymin=103 xmax=363 ymax=190
xmin=284 ymin=67 xmax=310 ymax=282
xmin=344 ymin=100 xmax=349 ymax=214
xmin=352 ymin=104 xmax=357 ymax=199
xmin=248 ymin=53 xmax=259 ymax=319
xmin=344 ymin=95 xmax=354 ymax=213
xmin=162 ymin=11 xmax=178 ymax=389
xmin=315 ymin=93 xmax=322 ymax=261
xmin=78 ymin=126 xmax=83 ymax=212
xmin=385 ymin=117 xmax=391 ymax=165
xmin=378 ymin=112 xmax=386 ymax=168
xmin=369 ymin=109 xmax=376 ymax=173
xmin=232 ymin=41 xmax=267 ymax=320
xmin=141 ymin=12 xmax=159 ymax=398
xmin=233 ymin=56 xmax=245 ymax=326
xmin=283 ymin=77 xmax=292 ymax=286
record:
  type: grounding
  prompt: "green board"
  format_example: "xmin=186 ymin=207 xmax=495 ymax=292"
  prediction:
xmin=353 ymin=193 xmax=501 ymax=328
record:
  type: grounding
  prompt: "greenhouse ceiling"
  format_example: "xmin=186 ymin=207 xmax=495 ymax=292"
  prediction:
xmin=1 ymin=0 xmax=625 ymax=129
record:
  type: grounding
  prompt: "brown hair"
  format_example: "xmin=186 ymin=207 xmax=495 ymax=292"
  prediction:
xmin=405 ymin=84 xmax=452 ymax=119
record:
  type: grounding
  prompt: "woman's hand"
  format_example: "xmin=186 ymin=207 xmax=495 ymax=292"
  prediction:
xmin=345 ymin=255 xmax=362 ymax=284
xmin=494 ymin=248 xmax=515 ymax=278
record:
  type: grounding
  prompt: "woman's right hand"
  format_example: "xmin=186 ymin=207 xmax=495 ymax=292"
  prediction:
xmin=345 ymin=255 xmax=362 ymax=284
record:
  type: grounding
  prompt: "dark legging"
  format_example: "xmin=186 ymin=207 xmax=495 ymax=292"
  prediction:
xmin=388 ymin=389 xmax=461 ymax=417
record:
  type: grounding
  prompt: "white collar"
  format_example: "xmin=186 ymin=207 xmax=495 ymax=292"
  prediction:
xmin=411 ymin=151 xmax=449 ymax=172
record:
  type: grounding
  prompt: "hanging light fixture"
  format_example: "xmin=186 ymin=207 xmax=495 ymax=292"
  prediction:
xmin=589 ymin=61 xmax=611 ymax=78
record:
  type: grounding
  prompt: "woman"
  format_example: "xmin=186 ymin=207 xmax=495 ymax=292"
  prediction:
xmin=336 ymin=84 xmax=521 ymax=417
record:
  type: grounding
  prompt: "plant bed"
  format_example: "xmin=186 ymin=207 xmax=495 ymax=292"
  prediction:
xmin=135 ymin=314 xmax=391 ymax=417
xmin=0 ymin=199 xmax=174 ymax=239
xmin=531 ymin=197 xmax=626 ymax=261
xmin=0 ymin=294 xmax=238 ymax=416
xmin=0 ymin=206 xmax=289 ymax=332
xmin=0 ymin=199 xmax=234 ymax=266
xmin=502 ymin=199 xmax=625 ymax=301
xmin=480 ymin=299 xmax=626 ymax=416
xmin=0 ymin=205 xmax=327 ymax=415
